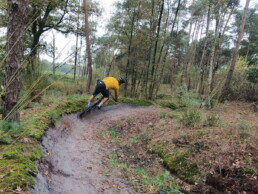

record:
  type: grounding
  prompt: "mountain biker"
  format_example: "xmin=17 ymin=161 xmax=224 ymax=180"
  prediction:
xmin=87 ymin=77 xmax=126 ymax=109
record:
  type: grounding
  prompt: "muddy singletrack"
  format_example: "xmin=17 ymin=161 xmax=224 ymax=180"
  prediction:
xmin=33 ymin=103 xmax=153 ymax=194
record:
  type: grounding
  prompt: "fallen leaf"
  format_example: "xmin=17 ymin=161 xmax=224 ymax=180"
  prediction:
xmin=14 ymin=186 xmax=22 ymax=193
xmin=21 ymin=137 xmax=31 ymax=143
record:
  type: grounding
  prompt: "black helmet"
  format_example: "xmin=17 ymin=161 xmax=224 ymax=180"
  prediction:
xmin=117 ymin=77 xmax=125 ymax=84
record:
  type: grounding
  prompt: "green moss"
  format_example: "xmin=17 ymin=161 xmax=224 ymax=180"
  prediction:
xmin=0 ymin=159 xmax=35 ymax=190
xmin=196 ymin=130 xmax=209 ymax=137
xmin=160 ymin=112 xmax=180 ymax=119
xmin=119 ymin=97 xmax=153 ymax=106
xmin=0 ymin=134 xmax=12 ymax=144
xmin=0 ymin=145 xmax=39 ymax=190
xmin=148 ymin=141 xmax=169 ymax=156
xmin=129 ymin=135 xmax=141 ymax=144
xmin=204 ymin=114 xmax=220 ymax=127
xmin=149 ymin=142 xmax=199 ymax=184
xmin=57 ymin=98 xmax=87 ymax=114
xmin=2 ymin=149 xmax=22 ymax=160
xmin=23 ymin=116 xmax=50 ymax=139
xmin=0 ymin=121 xmax=24 ymax=144
xmin=159 ymin=101 xmax=185 ymax=110
xmin=163 ymin=149 xmax=198 ymax=184
xmin=238 ymin=167 xmax=257 ymax=176
xmin=108 ymin=129 xmax=118 ymax=137
xmin=28 ymin=145 xmax=41 ymax=161
xmin=48 ymin=109 xmax=60 ymax=123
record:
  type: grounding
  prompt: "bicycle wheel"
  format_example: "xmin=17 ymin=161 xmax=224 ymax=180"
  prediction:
xmin=78 ymin=98 xmax=102 ymax=118
xmin=78 ymin=106 xmax=92 ymax=118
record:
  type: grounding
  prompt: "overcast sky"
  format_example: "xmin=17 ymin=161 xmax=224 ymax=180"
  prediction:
xmin=95 ymin=0 xmax=120 ymax=36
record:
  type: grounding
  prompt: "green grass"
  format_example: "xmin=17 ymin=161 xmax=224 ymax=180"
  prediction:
xmin=129 ymin=135 xmax=141 ymax=144
xmin=108 ymin=129 xmax=118 ymax=137
xmin=107 ymin=153 xmax=181 ymax=193
xmin=134 ymin=169 xmax=181 ymax=193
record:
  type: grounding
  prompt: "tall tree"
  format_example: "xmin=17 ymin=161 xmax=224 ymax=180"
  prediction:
xmin=219 ymin=0 xmax=251 ymax=102
xmin=148 ymin=0 xmax=165 ymax=99
xmin=197 ymin=0 xmax=211 ymax=95
xmin=84 ymin=0 xmax=92 ymax=94
xmin=3 ymin=0 xmax=28 ymax=122
xmin=27 ymin=0 xmax=70 ymax=72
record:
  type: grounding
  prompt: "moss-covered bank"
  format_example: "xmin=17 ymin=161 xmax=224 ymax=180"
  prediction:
xmin=148 ymin=142 xmax=199 ymax=184
xmin=0 ymin=95 xmax=87 ymax=193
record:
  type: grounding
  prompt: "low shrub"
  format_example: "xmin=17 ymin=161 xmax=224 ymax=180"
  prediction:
xmin=173 ymin=86 xmax=200 ymax=108
xmin=0 ymin=121 xmax=24 ymax=144
xmin=160 ymin=112 xmax=180 ymax=119
xmin=204 ymin=114 xmax=220 ymax=127
xmin=179 ymin=109 xmax=202 ymax=128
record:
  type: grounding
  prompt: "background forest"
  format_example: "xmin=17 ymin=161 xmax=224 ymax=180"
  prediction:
xmin=0 ymin=0 xmax=258 ymax=193
xmin=0 ymin=0 xmax=258 ymax=121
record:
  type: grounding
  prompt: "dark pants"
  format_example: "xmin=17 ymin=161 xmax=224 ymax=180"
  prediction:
xmin=92 ymin=80 xmax=109 ymax=98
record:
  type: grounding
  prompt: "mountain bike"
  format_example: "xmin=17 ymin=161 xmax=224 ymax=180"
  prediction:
xmin=78 ymin=97 xmax=104 ymax=118
xmin=79 ymin=93 xmax=116 ymax=118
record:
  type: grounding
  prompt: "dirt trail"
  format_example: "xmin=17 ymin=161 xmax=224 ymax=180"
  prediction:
xmin=33 ymin=103 xmax=152 ymax=194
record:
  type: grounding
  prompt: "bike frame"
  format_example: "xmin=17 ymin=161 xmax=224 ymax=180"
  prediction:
xmin=79 ymin=92 xmax=116 ymax=118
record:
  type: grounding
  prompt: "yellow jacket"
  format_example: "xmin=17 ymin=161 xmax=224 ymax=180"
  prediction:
xmin=102 ymin=77 xmax=119 ymax=99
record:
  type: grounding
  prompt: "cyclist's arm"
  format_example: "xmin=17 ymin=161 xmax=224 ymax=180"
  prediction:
xmin=114 ymin=88 xmax=119 ymax=101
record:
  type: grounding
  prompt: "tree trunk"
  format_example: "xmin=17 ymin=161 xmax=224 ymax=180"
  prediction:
xmin=3 ymin=0 xmax=28 ymax=122
xmin=219 ymin=0 xmax=250 ymax=102
xmin=74 ymin=30 xmax=79 ymax=81
xmin=197 ymin=0 xmax=211 ymax=95
xmin=52 ymin=31 xmax=56 ymax=75
xmin=181 ymin=0 xmax=195 ymax=86
xmin=83 ymin=0 xmax=92 ymax=94
xmin=125 ymin=7 xmax=136 ymax=97
xmin=212 ymin=5 xmax=235 ymax=84
xmin=149 ymin=0 xmax=164 ymax=99
xmin=143 ymin=0 xmax=156 ymax=98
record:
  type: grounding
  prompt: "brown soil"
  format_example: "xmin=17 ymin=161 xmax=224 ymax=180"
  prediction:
xmin=33 ymin=101 xmax=258 ymax=194
xmin=99 ymin=101 xmax=258 ymax=193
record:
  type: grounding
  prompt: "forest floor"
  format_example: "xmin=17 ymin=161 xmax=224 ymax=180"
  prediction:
xmin=1 ymin=93 xmax=258 ymax=193
xmin=33 ymin=100 xmax=258 ymax=193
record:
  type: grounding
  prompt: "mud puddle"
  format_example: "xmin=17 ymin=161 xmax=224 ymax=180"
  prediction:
xmin=32 ymin=103 xmax=152 ymax=194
